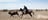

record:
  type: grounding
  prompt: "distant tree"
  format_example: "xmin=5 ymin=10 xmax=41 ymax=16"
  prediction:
xmin=36 ymin=9 xmax=42 ymax=11
xmin=41 ymin=9 xmax=43 ymax=11
xmin=45 ymin=9 xmax=47 ymax=11
xmin=36 ymin=9 xmax=39 ymax=11
xmin=3 ymin=9 xmax=8 ymax=12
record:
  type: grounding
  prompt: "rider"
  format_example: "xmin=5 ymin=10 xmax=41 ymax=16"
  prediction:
xmin=23 ymin=5 xmax=28 ymax=12
xmin=24 ymin=5 xmax=28 ymax=10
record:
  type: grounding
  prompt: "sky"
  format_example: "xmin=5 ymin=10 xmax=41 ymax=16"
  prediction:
xmin=0 ymin=0 xmax=48 ymax=10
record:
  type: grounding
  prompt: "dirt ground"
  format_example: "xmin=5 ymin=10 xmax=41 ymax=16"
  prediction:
xmin=0 ymin=10 xmax=48 ymax=20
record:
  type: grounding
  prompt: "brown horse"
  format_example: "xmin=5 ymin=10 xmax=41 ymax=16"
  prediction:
xmin=8 ymin=11 xmax=19 ymax=17
xmin=21 ymin=10 xmax=34 ymax=17
xmin=19 ymin=6 xmax=34 ymax=18
xmin=19 ymin=8 xmax=34 ymax=18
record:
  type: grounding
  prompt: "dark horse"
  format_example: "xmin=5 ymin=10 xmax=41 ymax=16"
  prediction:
xmin=8 ymin=11 xmax=19 ymax=17
xmin=19 ymin=6 xmax=34 ymax=18
xmin=21 ymin=9 xmax=34 ymax=17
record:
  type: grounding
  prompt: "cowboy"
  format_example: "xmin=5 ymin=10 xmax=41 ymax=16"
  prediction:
xmin=23 ymin=5 xmax=28 ymax=13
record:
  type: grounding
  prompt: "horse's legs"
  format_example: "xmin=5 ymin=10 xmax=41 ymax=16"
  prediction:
xmin=17 ymin=13 xmax=20 ymax=17
xmin=20 ymin=14 xmax=23 ymax=18
xmin=28 ymin=13 xmax=32 ymax=17
xmin=10 ymin=15 xmax=14 ymax=18
xmin=21 ymin=11 xmax=24 ymax=17
xmin=20 ymin=12 xmax=24 ymax=19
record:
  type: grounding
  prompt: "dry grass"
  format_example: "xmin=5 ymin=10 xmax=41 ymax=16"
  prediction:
xmin=0 ymin=10 xmax=48 ymax=20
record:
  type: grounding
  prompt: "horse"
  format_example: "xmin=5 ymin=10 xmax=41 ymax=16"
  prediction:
xmin=19 ymin=8 xmax=34 ymax=18
xmin=8 ymin=11 xmax=19 ymax=17
xmin=21 ymin=9 xmax=34 ymax=17
xmin=22 ymin=6 xmax=34 ymax=17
